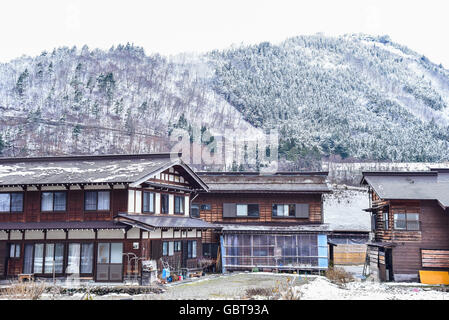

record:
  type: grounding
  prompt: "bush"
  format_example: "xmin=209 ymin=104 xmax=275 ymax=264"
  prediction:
xmin=245 ymin=287 xmax=273 ymax=298
xmin=326 ymin=267 xmax=354 ymax=285
xmin=0 ymin=281 xmax=47 ymax=300
xmin=272 ymin=277 xmax=301 ymax=300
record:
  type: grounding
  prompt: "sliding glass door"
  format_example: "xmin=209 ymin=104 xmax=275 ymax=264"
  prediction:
xmin=96 ymin=243 xmax=123 ymax=282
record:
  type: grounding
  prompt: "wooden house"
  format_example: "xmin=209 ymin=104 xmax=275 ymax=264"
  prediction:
xmin=0 ymin=153 xmax=216 ymax=282
xmin=361 ymin=170 xmax=449 ymax=282
xmin=192 ymin=172 xmax=332 ymax=272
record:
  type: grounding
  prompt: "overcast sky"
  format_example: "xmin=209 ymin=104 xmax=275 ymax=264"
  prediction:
xmin=1 ymin=0 xmax=449 ymax=67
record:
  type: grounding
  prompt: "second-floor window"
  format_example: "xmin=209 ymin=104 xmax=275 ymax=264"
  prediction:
xmin=272 ymin=204 xmax=295 ymax=217
xmin=0 ymin=193 xmax=23 ymax=213
xmin=84 ymin=191 xmax=110 ymax=211
xmin=394 ymin=212 xmax=420 ymax=231
xmin=41 ymin=192 xmax=66 ymax=212
xmin=161 ymin=194 xmax=169 ymax=214
xmin=174 ymin=196 xmax=185 ymax=215
xmin=191 ymin=204 xmax=200 ymax=218
xmin=236 ymin=204 xmax=259 ymax=217
xmin=382 ymin=210 xmax=389 ymax=230
xmin=143 ymin=191 xmax=155 ymax=213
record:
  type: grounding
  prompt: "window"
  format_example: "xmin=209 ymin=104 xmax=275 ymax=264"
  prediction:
xmin=272 ymin=204 xmax=295 ymax=217
xmin=9 ymin=244 xmax=20 ymax=258
xmin=44 ymin=243 xmax=64 ymax=274
xmin=394 ymin=212 xmax=420 ymax=231
xmin=162 ymin=242 xmax=168 ymax=256
xmin=200 ymin=204 xmax=211 ymax=210
xmin=41 ymin=192 xmax=66 ymax=212
xmin=187 ymin=240 xmax=197 ymax=259
xmin=143 ymin=191 xmax=155 ymax=213
xmin=162 ymin=241 xmax=175 ymax=256
xmin=236 ymin=204 xmax=259 ymax=217
xmin=67 ymin=243 xmax=94 ymax=274
xmin=84 ymin=191 xmax=110 ymax=211
xmin=191 ymin=204 xmax=200 ymax=218
xmin=382 ymin=210 xmax=389 ymax=230
xmin=168 ymin=241 xmax=174 ymax=256
xmin=0 ymin=193 xmax=24 ymax=213
xmin=174 ymin=241 xmax=182 ymax=252
xmin=161 ymin=194 xmax=169 ymax=214
xmin=174 ymin=196 xmax=185 ymax=214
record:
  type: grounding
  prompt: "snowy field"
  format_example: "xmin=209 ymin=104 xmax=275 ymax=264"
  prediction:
xmin=32 ymin=272 xmax=449 ymax=300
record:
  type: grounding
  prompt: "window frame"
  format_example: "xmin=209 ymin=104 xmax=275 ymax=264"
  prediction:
xmin=84 ymin=190 xmax=111 ymax=212
xmin=142 ymin=191 xmax=155 ymax=214
xmin=191 ymin=204 xmax=200 ymax=218
xmin=187 ymin=240 xmax=197 ymax=259
xmin=236 ymin=204 xmax=260 ymax=217
xmin=393 ymin=212 xmax=420 ymax=231
xmin=174 ymin=195 xmax=185 ymax=215
xmin=41 ymin=191 xmax=67 ymax=212
xmin=272 ymin=204 xmax=296 ymax=218
xmin=160 ymin=193 xmax=169 ymax=214
xmin=9 ymin=243 xmax=21 ymax=258
xmin=0 ymin=192 xmax=24 ymax=213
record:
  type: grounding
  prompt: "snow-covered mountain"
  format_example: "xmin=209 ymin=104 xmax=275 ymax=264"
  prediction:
xmin=1 ymin=34 xmax=449 ymax=166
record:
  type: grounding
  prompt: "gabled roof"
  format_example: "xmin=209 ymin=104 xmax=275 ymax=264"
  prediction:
xmin=361 ymin=171 xmax=449 ymax=209
xmin=0 ymin=153 xmax=208 ymax=190
xmin=196 ymin=172 xmax=330 ymax=193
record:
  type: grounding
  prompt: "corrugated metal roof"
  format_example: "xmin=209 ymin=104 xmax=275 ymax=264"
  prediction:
xmin=117 ymin=213 xmax=219 ymax=229
xmin=0 ymin=220 xmax=127 ymax=231
xmin=362 ymin=173 xmax=449 ymax=208
xmin=197 ymin=173 xmax=330 ymax=193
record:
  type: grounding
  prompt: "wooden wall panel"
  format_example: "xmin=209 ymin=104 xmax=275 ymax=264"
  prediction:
xmin=195 ymin=193 xmax=323 ymax=244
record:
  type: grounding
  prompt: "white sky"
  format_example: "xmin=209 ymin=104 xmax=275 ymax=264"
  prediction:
xmin=1 ymin=0 xmax=449 ymax=67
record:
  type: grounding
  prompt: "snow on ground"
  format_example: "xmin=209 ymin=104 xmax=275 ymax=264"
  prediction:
xmin=299 ymin=276 xmax=449 ymax=300
xmin=31 ymin=272 xmax=449 ymax=300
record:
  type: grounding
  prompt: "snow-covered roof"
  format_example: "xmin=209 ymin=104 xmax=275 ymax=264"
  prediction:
xmin=0 ymin=153 xmax=207 ymax=189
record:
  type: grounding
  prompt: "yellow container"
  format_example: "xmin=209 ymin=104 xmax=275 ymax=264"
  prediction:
xmin=419 ymin=270 xmax=449 ymax=285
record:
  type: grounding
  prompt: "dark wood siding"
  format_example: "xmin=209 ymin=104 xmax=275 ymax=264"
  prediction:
xmin=195 ymin=193 xmax=323 ymax=244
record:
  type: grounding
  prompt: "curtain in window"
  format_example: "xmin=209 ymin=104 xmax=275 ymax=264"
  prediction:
xmin=45 ymin=244 xmax=55 ymax=274
xmin=11 ymin=193 xmax=23 ymax=212
xmin=97 ymin=243 xmax=110 ymax=263
xmin=53 ymin=192 xmax=66 ymax=211
xmin=143 ymin=192 xmax=154 ymax=212
xmin=0 ymin=194 xmax=9 ymax=212
xmin=41 ymin=192 xmax=53 ymax=211
xmin=168 ymin=241 xmax=174 ymax=256
xmin=192 ymin=241 xmax=197 ymax=258
xmin=175 ymin=196 xmax=184 ymax=214
xmin=84 ymin=191 xmax=97 ymax=210
xmin=81 ymin=243 xmax=94 ymax=273
xmin=23 ymin=244 xmax=33 ymax=274
xmin=33 ymin=244 xmax=44 ymax=273
xmin=97 ymin=191 xmax=110 ymax=211
xmin=54 ymin=244 xmax=64 ymax=273
xmin=67 ymin=243 xmax=81 ymax=274
xmin=110 ymin=243 xmax=123 ymax=263
xmin=161 ymin=194 xmax=169 ymax=213
xmin=236 ymin=204 xmax=248 ymax=216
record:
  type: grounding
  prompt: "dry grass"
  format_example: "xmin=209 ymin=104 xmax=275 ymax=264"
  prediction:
xmin=0 ymin=281 xmax=48 ymax=300
xmin=272 ymin=277 xmax=301 ymax=300
xmin=326 ymin=267 xmax=354 ymax=285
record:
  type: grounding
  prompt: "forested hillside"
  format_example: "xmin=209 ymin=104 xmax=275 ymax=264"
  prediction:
xmin=1 ymin=34 xmax=449 ymax=167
